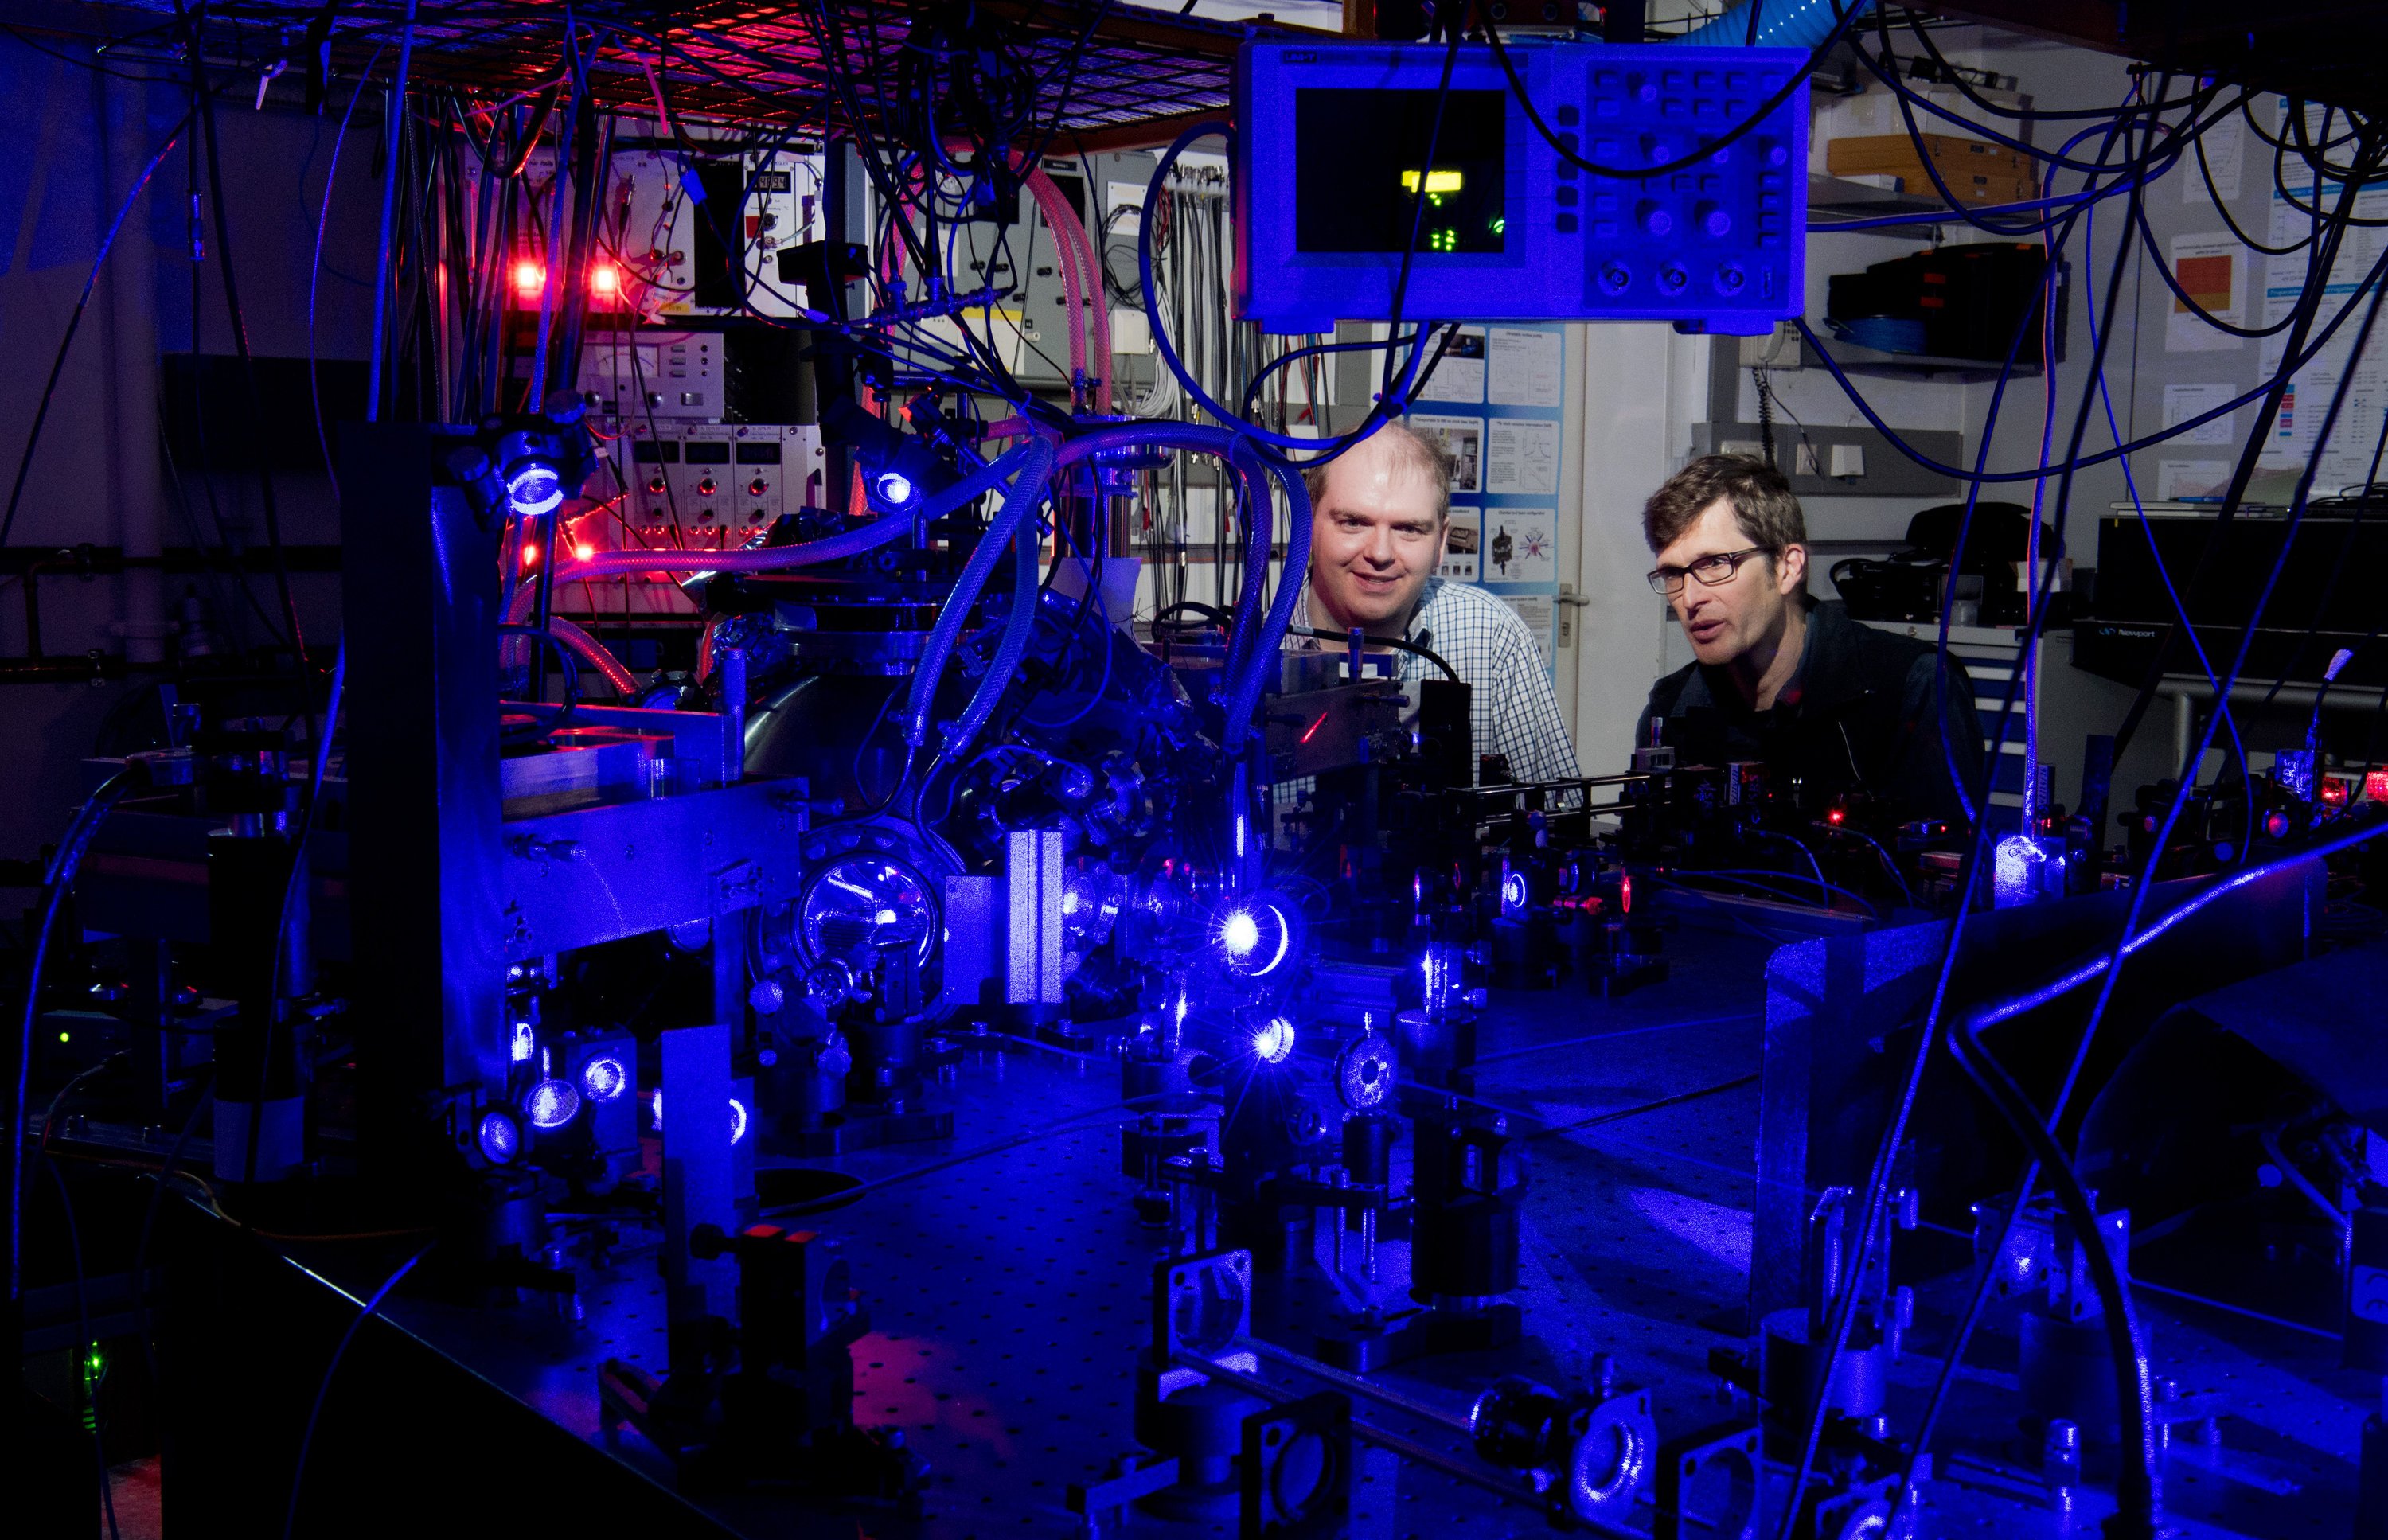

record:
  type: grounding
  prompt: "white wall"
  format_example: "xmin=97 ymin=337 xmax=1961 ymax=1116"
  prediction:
xmin=1571 ymin=322 xmax=1712 ymax=774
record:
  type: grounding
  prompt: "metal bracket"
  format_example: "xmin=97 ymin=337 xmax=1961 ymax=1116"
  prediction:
xmin=1239 ymin=1392 xmax=1351 ymax=1537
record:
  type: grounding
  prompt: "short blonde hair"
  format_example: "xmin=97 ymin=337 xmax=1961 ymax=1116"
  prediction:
xmin=1301 ymin=419 xmax=1452 ymax=523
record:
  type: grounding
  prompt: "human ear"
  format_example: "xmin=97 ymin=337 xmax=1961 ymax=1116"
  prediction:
xmin=1776 ymin=542 xmax=1807 ymax=595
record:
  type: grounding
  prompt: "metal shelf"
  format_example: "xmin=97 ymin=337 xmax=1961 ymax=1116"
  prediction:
xmin=1805 ymin=173 xmax=1954 ymax=234
xmin=1799 ymin=332 xmax=2044 ymax=380
xmin=60 ymin=0 xmax=1301 ymax=146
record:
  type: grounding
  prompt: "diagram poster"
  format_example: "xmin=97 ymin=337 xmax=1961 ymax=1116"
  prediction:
xmin=1486 ymin=418 xmax=1560 ymax=495
xmin=2161 ymin=382 xmax=2237 ymax=446
xmin=1416 ymin=326 xmax=1488 ymax=404
xmin=1437 ymin=511 xmax=1479 ymax=582
xmin=2166 ymin=233 xmax=2246 ymax=353
xmin=1487 ymin=326 xmax=1564 ymax=407
xmin=1407 ymin=413 xmax=1485 ymax=494
xmin=1483 ymin=507 xmax=1555 ymax=583
xmin=1503 ymin=596 xmax=1555 ymax=669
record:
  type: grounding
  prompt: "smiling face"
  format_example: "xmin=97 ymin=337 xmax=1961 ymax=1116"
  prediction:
xmin=1308 ymin=433 xmax=1447 ymax=634
xmin=1656 ymin=497 xmax=1806 ymax=669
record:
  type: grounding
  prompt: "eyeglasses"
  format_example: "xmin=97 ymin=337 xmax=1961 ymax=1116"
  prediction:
xmin=1645 ymin=547 xmax=1773 ymax=595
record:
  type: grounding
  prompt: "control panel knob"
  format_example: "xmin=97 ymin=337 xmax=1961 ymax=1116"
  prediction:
xmin=1635 ymin=199 xmax=1673 ymax=237
xmin=1695 ymin=200 xmax=1731 ymax=237
xmin=749 ymin=477 xmax=769 ymax=497
xmin=696 ymin=475 xmax=716 ymax=497
xmin=646 ymin=474 xmax=666 ymax=493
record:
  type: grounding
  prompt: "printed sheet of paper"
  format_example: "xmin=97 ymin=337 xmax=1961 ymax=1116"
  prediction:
xmin=2182 ymin=113 xmax=2242 ymax=203
xmin=2166 ymin=233 xmax=2246 ymax=353
xmin=1503 ymin=595 xmax=1555 ymax=669
xmin=2256 ymin=174 xmax=2388 ymax=487
xmin=2162 ymin=383 xmax=2238 ymax=446
xmin=1485 ymin=418 xmax=1560 ymax=495
xmin=1437 ymin=512 xmax=1479 ymax=582
xmin=1415 ymin=326 xmax=1487 ymax=404
xmin=2156 ymin=460 xmax=2234 ymax=501
xmin=1482 ymin=507 xmax=1556 ymax=584
xmin=1407 ymin=414 xmax=1485 ymax=494
xmin=1487 ymin=326 xmax=1563 ymax=407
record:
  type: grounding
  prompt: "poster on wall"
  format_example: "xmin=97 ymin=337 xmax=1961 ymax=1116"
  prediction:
xmin=1486 ymin=418 xmax=1560 ymax=495
xmin=2254 ymin=165 xmax=2388 ymax=489
xmin=2182 ymin=114 xmax=2243 ymax=203
xmin=1415 ymin=326 xmax=1488 ymax=404
xmin=2165 ymin=233 xmax=2246 ymax=353
xmin=1487 ymin=326 xmax=1564 ymax=407
xmin=1407 ymin=414 xmax=1485 ymax=493
xmin=1483 ymin=506 xmax=1556 ymax=583
xmin=2157 ymin=460 xmax=2234 ymax=501
xmin=1503 ymin=595 xmax=1555 ymax=669
xmin=2161 ymin=383 xmax=2238 ymax=446
xmin=1438 ymin=513 xmax=1480 ymax=582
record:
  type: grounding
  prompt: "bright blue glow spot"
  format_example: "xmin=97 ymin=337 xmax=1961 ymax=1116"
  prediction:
xmin=1253 ymin=1016 xmax=1296 ymax=1063
xmin=524 ymin=1078 xmax=581 ymax=1129
xmin=872 ymin=470 xmax=917 ymax=509
xmin=506 ymin=466 xmax=564 ymax=518
xmin=1992 ymin=834 xmax=2049 ymax=909
xmin=650 ymin=1089 xmax=664 ymax=1131
xmin=579 ymin=1055 xmax=628 ymax=1104
xmin=728 ymin=1097 xmax=749 ymax=1145
xmin=1500 ymin=871 xmax=1529 ymax=914
xmin=477 ymin=1109 xmax=521 ymax=1164
xmin=509 ymin=1021 xmax=535 ymax=1063
xmin=1221 ymin=910 xmax=1261 ymax=957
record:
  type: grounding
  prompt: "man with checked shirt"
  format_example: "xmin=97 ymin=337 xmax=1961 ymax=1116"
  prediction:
xmin=1293 ymin=421 xmax=1578 ymax=784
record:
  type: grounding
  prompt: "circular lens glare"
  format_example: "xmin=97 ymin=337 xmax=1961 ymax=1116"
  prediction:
xmin=579 ymin=1055 xmax=628 ymax=1104
xmin=523 ymin=1078 xmax=581 ymax=1129
xmin=477 ymin=1109 xmax=521 ymax=1164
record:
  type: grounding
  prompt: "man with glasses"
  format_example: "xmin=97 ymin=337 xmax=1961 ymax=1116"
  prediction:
xmin=1637 ymin=455 xmax=1981 ymax=827
xmin=1297 ymin=422 xmax=1577 ymax=782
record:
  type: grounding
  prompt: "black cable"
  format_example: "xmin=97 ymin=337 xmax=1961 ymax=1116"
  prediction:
xmin=1777 ymin=100 xmax=2164 ymax=1534
xmin=1480 ymin=2 xmax=1863 ymax=181
xmin=1900 ymin=160 xmax=2388 ymax=1536
xmin=279 ymin=1240 xmax=436 ymax=1540
xmin=2195 ymin=102 xmax=2309 ymax=258
xmin=498 ymin=622 xmax=582 ymax=741
xmin=1793 ymin=227 xmax=2388 ymax=485
xmin=1944 ymin=1013 xmax=2158 ymax=1533
xmin=1894 ymin=187 xmax=2382 ymax=1522
xmin=2104 ymin=156 xmax=2377 ymax=769
xmin=1287 ymin=626 xmax=1459 ymax=682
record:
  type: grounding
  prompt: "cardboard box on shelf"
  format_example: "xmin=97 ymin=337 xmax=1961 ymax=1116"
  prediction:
xmin=1825 ymin=131 xmax=2025 ymax=178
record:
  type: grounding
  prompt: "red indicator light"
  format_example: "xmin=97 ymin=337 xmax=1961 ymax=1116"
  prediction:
xmin=591 ymin=262 xmax=621 ymax=297
xmin=520 ymin=542 xmax=540 ymax=569
xmin=1828 ymin=808 xmax=1845 ymax=825
xmin=2323 ymin=778 xmax=2350 ymax=804
xmin=2367 ymin=770 xmax=2388 ymax=802
xmin=513 ymin=259 xmax=544 ymax=296
xmin=1299 ymin=712 xmax=1327 ymax=745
